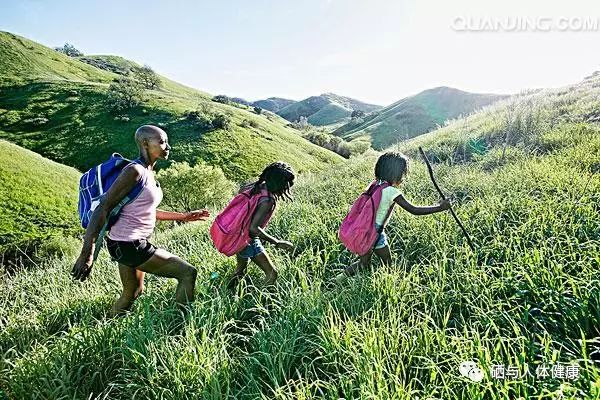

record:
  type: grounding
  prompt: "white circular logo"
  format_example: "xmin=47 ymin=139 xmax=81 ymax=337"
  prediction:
xmin=459 ymin=360 xmax=484 ymax=382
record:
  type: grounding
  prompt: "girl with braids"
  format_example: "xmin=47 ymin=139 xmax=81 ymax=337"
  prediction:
xmin=337 ymin=151 xmax=451 ymax=281
xmin=226 ymin=162 xmax=295 ymax=288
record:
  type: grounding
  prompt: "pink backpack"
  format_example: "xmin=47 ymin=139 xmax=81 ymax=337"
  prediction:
xmin=210 ymin=188 xmax=274 ymax=256
xmin=339 ymin=180 xmax=390 ymax=255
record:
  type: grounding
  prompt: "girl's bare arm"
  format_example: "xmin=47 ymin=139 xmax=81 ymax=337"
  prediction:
xmin=249 ymin=200 xmax=293 ymax=251
xmin=394 ymin=193 xmax=450 ymax=215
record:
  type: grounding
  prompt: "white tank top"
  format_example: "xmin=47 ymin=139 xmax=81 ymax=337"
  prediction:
xmin=108 ymin=165 xmax=163 ymax=241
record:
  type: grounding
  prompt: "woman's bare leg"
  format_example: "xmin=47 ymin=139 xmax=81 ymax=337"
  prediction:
xmin=136 ymin=248 xmax=197 ymax=306
xmin=111 ymin=265 xmax=145 ymax=316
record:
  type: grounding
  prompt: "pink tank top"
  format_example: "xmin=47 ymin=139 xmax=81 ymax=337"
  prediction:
xmin=108 ymin=165 xmax=163 ymax=241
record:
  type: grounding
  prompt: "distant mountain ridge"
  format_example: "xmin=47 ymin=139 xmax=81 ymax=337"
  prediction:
xmin=252 ymin=93 xmax=382 ymax=126
xmin=335 ymin=86 xmax=507 ymax=149
xmin=252 ymin=97 xmax=297 ymax=113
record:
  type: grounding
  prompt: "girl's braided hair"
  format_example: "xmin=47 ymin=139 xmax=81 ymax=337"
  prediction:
xmin=251 ymin=161 xmax=295 ymax=200
xmin=374 ymin=151 xmax=409 ymax=184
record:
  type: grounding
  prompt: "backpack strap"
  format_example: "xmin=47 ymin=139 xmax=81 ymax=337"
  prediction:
xmin=377 ymin=202 xmax=395 ymax=234
xmin=91 ymin=159 xmax=149 ymax=261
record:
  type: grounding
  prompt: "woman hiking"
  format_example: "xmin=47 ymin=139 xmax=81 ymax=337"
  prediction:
xmin=71 ymin=125 xmax=209 ymax=315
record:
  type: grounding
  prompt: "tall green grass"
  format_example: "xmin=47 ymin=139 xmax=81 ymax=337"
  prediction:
xmin=1 ymin=76 xmax=599 ymax=398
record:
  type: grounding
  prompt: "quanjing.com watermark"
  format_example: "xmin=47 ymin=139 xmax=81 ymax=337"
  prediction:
xmin=451 ymin=16 xmax=599 ymax=32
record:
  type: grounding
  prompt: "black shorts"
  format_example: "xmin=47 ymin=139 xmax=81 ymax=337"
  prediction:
xmin=106 ymin=237 xmax=157 ymax=268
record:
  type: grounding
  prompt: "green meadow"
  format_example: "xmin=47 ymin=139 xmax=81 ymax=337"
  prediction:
xmin=0 ymin=139 xmax=81 ymax=261
xmin=1 ymin=66 xmax=599 ymax=400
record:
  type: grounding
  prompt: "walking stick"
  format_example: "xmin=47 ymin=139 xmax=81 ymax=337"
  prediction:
xmin=418 ymin=147 xmax=476 ymax=253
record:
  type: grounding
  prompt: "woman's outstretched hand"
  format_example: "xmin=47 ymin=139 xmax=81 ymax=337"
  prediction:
xmin=183 ymin=209 xmax=210 ymax=222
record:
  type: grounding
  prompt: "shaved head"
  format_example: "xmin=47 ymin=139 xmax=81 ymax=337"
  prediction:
xmin=135 ymin=125 xmax=166 ymax=146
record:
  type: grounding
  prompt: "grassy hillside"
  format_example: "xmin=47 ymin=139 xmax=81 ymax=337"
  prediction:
xmin=337 ymin=86 xmax=506 ymax=149
xmin=0 ymin=139 xmax=80 ymax=260
xmin=78 ymin=54 xmax=213 ymax=100
xmin=0 ymin=31 xmax=114 ymax=85
xmin=0 ymin=32 xmax=343 ymax=182
xmin=277 ymin=92 xmax=382 ymax=126
xmin=1 ymin=71 xmax=598 ymax=399
xmin=252 ymin=97 xmax=296 ymax=113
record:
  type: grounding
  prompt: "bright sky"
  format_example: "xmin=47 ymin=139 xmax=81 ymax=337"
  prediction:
xmin=1 ymin=0 xmax=599 ymax=105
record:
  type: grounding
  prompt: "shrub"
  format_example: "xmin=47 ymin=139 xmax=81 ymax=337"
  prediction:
xmin=54 ymin=42 xmax=83 ymax=57
xmin=231 ymin=97 xmax=251 ymax=106
xmin=240 ymin=118 xmax=259 ymax=128
xmin=133 ymin=65 xmax=161 ymax=90
xmin=212 ymin=95 xmax=231 ymax=104
xmin=253 ymin=106 xmax=263 ymax=115
xmin=302 ymin=130 xmax=370 ymax=158
xmin=0 ymin=110 xmax=22 ymax=125
xmin=78 ymin=57 xmax=131 ymax=75
xmin=289 ymin=116 xmax=310 ymax=131
xmin=157 ymin=161 xmax=236 ymax=211
xmin=184 ymin=109 xmax=213 ymax=130
xmin=106 ymin=77 xmax=144 ymax=112
xmin=212 ymin=113 xmax=232 ymax=130
xmin=264 ymin=111 xmax=276 ymax=121
xmin=212 ymin=95 xmax=250 ymax=109
xmin=183 ymin=106 xmax=233 ymax=131
xmin=351 ymin=109 xmax=365 ymax=119
xmin=347 ymin=140 xmax=371 ymax=156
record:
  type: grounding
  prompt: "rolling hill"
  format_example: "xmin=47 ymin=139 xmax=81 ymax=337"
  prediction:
xmin=0 ymin=139 xmax=80 ymax=259
xmin=251 ymin=97 xmax=296 ymax=113
xmin=336 ymin=86 xmax=507 ymax=149
xmin=0 ymin=31 xmax=343 ymax=182
xmin=0 ymin=32 xmax=113 ymax=86
xmin=275 ymin=92 xmax=382 ymax=126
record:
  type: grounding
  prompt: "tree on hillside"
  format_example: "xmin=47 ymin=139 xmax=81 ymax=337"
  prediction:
xmin=54 ymin=43 xmax=83 ymax=57
xmin=290 ymin=115 xmax=310 ymax=131
xmin=157 ymin=161 xmax=235 ymax=211
xmin=134 ymin=64 xmax=161 ymax=90
xmin=106 ymin=77 xmax=144 ymax=112
xmin=253 ymin=106 xmax=262 ymax=115
xmin=212 ymin=95 xmax=231 ymax=104
xmin=351 ymin=110 xmax=365 ymax=119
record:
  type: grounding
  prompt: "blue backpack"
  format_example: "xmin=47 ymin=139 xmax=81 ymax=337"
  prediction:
xmin=78 ymin=153 xmax=147 ymax=259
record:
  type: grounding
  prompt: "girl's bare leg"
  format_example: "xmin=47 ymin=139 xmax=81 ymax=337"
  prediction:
xmin=228 ymin=255 xmax=250 ymax=289
xmin=374 ymin=245 xmax=392 ymax=267
xmin=251 ymin=252 xmax=278 ymax=286
xmin=344 ymin=252 xmax=372 ymax=277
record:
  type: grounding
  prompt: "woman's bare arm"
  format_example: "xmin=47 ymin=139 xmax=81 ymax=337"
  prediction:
xmin=71 ymin=166 xmax=141 ymax=280
xmin=156 ymin=209 xmax=210 ymax=222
